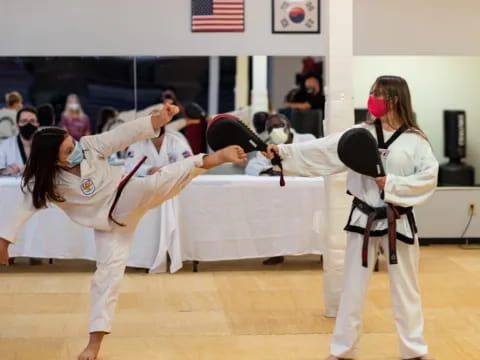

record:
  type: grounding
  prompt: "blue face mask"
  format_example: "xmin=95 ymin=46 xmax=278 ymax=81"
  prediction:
xmin=67 ymin=141 xmax=84 ymax=167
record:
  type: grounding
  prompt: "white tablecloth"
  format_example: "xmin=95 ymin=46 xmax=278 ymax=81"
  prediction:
xmin=1 ymin=175 xmax=327 ymax=272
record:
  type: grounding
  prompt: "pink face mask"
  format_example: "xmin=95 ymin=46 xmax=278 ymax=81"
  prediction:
xmin=367 ymin=95 xmax=388 ymax=118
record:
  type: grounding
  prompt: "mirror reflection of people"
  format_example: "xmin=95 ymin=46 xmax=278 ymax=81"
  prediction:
xmin=246 ymin=114 xmax=315 ymax=265
xmin=0 ymin=106 xmax=39 ymax=176
xmin=285 ymin=74 xmax=325 ymax=112
xmin=265 ymin=76 xmax=437 ymax=360
xmin=60 ymin=94 xmax=91 ymax=140
xmin=0 ymin=91 xmax=23 ymax=140
xmin=0 ymin=103 xmax=247 ymax=360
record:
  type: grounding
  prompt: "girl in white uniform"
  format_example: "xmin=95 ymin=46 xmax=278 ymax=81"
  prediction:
xmin=0 ymin=104 xmax=247 ymax=360
xmin=264 ymin=76 xmax=437 ymax=360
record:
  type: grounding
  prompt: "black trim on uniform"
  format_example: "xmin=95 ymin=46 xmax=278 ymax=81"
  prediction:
xmin=16 ymin=135 xmax=27 ymax=164
xmin=344 ymin=224 xmax=415 ymax=245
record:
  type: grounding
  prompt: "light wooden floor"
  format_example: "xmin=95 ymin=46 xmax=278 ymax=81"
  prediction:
xmin=1 ymin=245 xmax=480 ymax=360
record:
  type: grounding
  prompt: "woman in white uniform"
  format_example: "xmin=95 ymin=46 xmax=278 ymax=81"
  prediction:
xmin=264 ymin=76 xmax=437 ymax=360
xmin=125 ymin=126 xmax=193 ymax=176
xmin=0 ymin=103 xmax=247 ymax=360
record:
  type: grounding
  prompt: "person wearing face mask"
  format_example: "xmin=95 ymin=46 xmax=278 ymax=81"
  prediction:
xmin=263 ymin=76 xmax=437 ymax=360
xmin=246 ymin=114 xmax=315 ymax=265
xmin=285 ymin=74 xmax=325 ymax=113
xmin=245 ymin=114 xmax=315 ymax=177
xmin=0 ymin=103 xmax=247 ymax=360
xmin=60 ymin=94 xmax=91 ymax=140
xmin=0 ymin=106 xmax=39 ymax=176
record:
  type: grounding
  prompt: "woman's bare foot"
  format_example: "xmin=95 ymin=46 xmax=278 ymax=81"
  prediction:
xmin=78 ymin=332 xmax=105 ymax=360
xmin=78 ymin=345 xmax=100 ymax=360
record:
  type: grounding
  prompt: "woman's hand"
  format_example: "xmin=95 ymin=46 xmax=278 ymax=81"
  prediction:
xmin=0 ymin=238 xmax=10 ymax=266
xmin=375 ymin=176 xmax=386 ymax=190
xmin=202 ymin=145 xmax=247 ymax=169
xmin=1 ymin=163 xmax=23 ymax=176
xmin=151 ymin=103 xmax=180 ymax=129
xmin=218 ymin=145 xmax=247 ymax=165
xmin=261 ymin=144 xmax=279 ymax=160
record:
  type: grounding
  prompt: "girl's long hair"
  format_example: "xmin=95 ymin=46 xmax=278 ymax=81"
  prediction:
xmin=22 ymin=127 xmax=68 ymax=209
xmin=367 ymin=75 xmax=426 ymax=138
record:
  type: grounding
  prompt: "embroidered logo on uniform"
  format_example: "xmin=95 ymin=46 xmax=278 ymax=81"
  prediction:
xmin=182 ymin=150 xmax=192 ymax=158
xmin=80 ymin=179 xmax=95 ymax=195
xmin=168 ymin=152 xmax=177 ymax=163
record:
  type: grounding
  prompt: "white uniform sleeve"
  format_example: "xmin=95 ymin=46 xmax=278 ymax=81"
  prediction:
xmin=245 ymin=153 xmax=272 ymax=176
xmin=82 ymin=116 xmax=158 ymax=159
xmin=278 ymin=132 xmax=347 ymax=177
xmin=147 ymin=154 xmax=206 ymax=206
xmin=384 ymin=138 xmax=439 ymax=207
xmin=0 ymin=188 xmax=37 ymax=244
xmin=166 ymin=118 xmax=187 ymax=132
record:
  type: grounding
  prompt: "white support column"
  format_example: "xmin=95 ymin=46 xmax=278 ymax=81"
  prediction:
xmin=322 ymin=0 xmax=354 ymax=318
xmin=251 ymin=55 xmax=269 ymax=114
xmin=235 ymin=56 xmax=249 ymax=109
xmin=208 ymin=56 xmax=220 ymax=115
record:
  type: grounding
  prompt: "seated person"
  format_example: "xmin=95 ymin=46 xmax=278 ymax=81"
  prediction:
xmin=0 ymin=91 xmax=23 ymax=140
xmin=246 ymin=113 xmax=315 ymax=265
xmin=284 ymin=74 xmax=325 ymax=112
xmin=245 ymin=113 xmax=315 ymax=176
xmin=0 ymin=106 xmax=39 ymax=176
xmin=125 ymin=125 xmax=193 ymax=176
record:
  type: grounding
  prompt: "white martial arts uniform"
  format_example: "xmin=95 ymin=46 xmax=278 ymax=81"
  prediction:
xmin=0 ymin=115 xmax=206 ymax=333
xmin=245 ymin=131 xmax=315 ymax=176
xmin=125 ymin=130 xmax=193 ymax=177
xmin=0 ymin=108 xmax=17 ymax=140
xmin=277 ymin=122 xmax=438 ymax=359
xmin=0 ymin=135 xmax=25 ymax=170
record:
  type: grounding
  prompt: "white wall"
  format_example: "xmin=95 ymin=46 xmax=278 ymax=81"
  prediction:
xmin=269 ymin=56 xmax=304 ymax=110
xmin=0 ymin=0 xmax=326 ymax=56
xmin=354 ymin=0 xmax=480 ymax=55
xmin=353 ymin=56 xmax=480 ymax=184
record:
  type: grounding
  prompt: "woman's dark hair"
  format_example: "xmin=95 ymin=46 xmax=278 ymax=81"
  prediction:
xmin=97 ymin=107 xmax=117 ymax=134
xmin=16 ymin=106 xmax=38 ymax=123
xmin=368 ymin=75 xmax=425 ymax=137
xmin=22 ymin=127 xmax=68 ymax=209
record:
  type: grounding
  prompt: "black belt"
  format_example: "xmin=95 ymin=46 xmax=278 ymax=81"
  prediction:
xmin=108 ymin=156 xmax=147 ymax=226
xmin=351 ymin=197 xmax=414 ymax=268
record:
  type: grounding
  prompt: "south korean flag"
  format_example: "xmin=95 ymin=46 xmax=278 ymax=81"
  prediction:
xmin=273 ymin=0 xmax=320 ymax=33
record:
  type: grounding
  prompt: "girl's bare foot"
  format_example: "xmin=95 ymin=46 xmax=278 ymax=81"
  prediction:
xmin=77 ymin=343 xmax=100 ymax=360
xmin=78 ymin=332 xmax=105 ymax=360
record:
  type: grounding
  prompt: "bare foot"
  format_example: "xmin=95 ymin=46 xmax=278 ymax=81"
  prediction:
xmin=78 ymin=343 xmax=101 ymax=360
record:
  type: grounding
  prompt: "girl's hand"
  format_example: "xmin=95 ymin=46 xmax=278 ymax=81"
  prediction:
xmin=151 ymin=103 xmax=180 ymax=128
xmin=218 ymin=145 xmax=247 ymax=165
xmin=375 ymin=176 xmax=386 ymax=190
xmin=261 ymin=144 xmax=279 ymax=160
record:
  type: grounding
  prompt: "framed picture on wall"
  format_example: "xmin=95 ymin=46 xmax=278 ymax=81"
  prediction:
xmin=272 ymin=0 xmax=320 ymax=34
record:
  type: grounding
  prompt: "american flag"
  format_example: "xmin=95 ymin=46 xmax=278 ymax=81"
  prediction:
xmin=191 ymin=0 xmax=244 ymax=32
